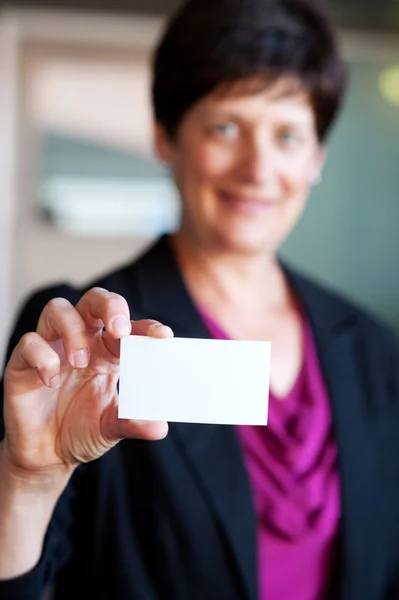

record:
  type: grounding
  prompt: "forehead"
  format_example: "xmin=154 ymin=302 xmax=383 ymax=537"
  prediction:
xmin=193 ymin=76 xmax=315 ymax=124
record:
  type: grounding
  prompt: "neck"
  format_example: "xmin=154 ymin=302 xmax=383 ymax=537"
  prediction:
xmin=171 ymin=230 xmax=288 ymax=311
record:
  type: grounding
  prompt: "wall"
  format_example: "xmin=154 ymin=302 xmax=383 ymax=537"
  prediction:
xmin=280 ymin=58 xmax=399 ymax=334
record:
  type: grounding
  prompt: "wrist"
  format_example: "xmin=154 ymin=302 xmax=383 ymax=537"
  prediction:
xmin=0 ymin=442 xmax=73 ymax=580
xmin=0 ymin=442 xmax=73 ymax=502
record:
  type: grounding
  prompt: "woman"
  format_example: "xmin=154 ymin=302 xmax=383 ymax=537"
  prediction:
xmin=1 ymin=1 xmax=399 ymax=598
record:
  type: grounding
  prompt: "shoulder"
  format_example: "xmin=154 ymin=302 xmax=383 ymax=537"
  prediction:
xmin=285 ymin=263 xmax=399 ymax=352
xmin=4 ymin=261 xmax=136 ymax=368
xmin=10 ymin=243 xmax=154 ymax=331
xmin=3 ymin=283 xmax=80 ymax=369
xmin=4 ymin=237 xmax=161 ymax=366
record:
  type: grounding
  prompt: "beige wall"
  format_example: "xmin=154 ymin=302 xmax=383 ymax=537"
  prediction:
xmin=14 ymin=222 xmax=153 ymax=311
xmin=26 ymin=50 xmax=154 ymax=154
xmin=0 ymin=14 xmax=19 ymax=366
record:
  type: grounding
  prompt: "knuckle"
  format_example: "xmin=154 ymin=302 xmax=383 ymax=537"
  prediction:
xmin=88 ymin=286 xmax=108 ymax=298
xmin=46 ymin=297 xmax=71 ymax=312
xmin=105 ymin=294 xmax=128 ymax=314
xmin=42 ymin=353 xmax=60 ymax=372
xmin=19 ymin=332 xmax=40 ymax=352
xmin=66 ymin=319 xmax=86 ymax=336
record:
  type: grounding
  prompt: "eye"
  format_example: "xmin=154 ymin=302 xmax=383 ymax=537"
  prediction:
xmin=278 ymin=129 xmax=303 ymax=146
xmin=212 ymin=122 xmax=239 ymax=139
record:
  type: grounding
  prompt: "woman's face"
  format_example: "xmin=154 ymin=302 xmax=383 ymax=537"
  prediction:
xmin=155 ymin=77 xmax=325 ymax=255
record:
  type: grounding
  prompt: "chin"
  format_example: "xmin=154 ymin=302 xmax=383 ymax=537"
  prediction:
xmin=216 ymin=227 xmax=278 ymax=256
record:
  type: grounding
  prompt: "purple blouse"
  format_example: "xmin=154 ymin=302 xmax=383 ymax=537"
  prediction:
xmin=199 ymin=308 xmax=341 ymax=600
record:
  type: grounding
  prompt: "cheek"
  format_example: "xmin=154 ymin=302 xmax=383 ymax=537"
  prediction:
xmin=278 ymin=155 xmax=315 ymax=195
xmin=184 ymin=142 xmax=235 ymax=185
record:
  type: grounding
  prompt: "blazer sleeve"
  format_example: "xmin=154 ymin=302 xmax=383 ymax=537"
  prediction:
xmin=0 ymin=283 xmax=84 ymax=599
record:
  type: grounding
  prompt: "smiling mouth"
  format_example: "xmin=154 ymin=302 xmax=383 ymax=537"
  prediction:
xmin=218 ymin=191 xmax=279 ymax=212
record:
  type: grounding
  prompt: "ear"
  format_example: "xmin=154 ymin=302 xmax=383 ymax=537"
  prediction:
xmin=310 ymin=145 xmax=327 ymax=186
xmin=154 ymin=122 xmax=174 ymax=164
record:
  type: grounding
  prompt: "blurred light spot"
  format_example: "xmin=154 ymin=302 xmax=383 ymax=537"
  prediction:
xmin=379 ymin=65 xmax=399 ymax=107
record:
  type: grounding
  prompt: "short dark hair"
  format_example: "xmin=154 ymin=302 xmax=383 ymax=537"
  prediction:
xmin=152 ymin=0 xmax=347 ymax=142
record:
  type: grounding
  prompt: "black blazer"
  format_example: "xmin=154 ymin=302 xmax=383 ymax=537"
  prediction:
xmin=2 ymin=235 xmax=399 ymax=600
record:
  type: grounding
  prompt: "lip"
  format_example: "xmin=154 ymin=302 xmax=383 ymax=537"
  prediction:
xmin=218 ymin=191 xmax=278 ymax=215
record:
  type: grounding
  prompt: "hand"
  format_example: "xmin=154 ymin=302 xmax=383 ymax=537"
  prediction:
xmin=2 ymin=287 xmax=173 ymax=479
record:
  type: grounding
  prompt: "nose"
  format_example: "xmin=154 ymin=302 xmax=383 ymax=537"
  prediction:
xmin=239 ymin=135 xmax=274 ymax=186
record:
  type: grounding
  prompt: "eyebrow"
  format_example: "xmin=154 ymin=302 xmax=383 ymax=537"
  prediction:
xmin=196 ymin=107 xmax=242 ymax=121
xmin=199 ymin=107 xmax=312 ymax=127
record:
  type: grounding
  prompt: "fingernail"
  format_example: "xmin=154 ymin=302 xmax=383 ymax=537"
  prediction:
xmin=148 ymin=323 xmax=173 ymax=337
xmin=74 ymin=349 xmax=89 ymax=368
xmin=49 ymin=375 xmax=60 ymax=388
xmin=111 ymin=316 xmax=131 ymax=335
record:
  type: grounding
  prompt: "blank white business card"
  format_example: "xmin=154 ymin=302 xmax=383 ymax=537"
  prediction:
xmin=118 ymin=335 xmax=270 ymax=425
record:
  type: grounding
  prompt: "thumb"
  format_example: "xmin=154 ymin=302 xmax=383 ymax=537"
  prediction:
xmin=101 ymin=399 xmax=169 ymax=443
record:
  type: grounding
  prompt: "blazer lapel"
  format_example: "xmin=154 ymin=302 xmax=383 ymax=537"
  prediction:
xmin=126 ymin=235 xmax=210 ymax=337
xmin=285 ymin=267 xmax=378 ymax=599
xmin=171 ymin=422 xmax=258 ymax=600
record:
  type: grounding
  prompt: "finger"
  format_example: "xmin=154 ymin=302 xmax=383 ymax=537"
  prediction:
xmin=116 ymin=419 xmax=169 ymax=441
xmin=6 ymin=332 xmax=61 ymax=389
xmin=101 ymin=399 xmax=168 ymax=442
xmin=102 ymin=319 xmax=174 ymax=358
xmin=76 ymin=288 xmax=131 ymax=339
xmin=37 ymin=298 xmax=90 ymax=370
xmin=131 ymin=319 xmax=174 ymax=339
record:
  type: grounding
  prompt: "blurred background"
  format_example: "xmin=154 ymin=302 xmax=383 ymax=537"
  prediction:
xmin=0 ymin=0 xmax=398 ymax=365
